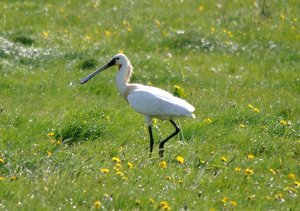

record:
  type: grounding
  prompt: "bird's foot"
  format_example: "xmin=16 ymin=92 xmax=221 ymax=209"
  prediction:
xmin=159 ymin=148 xmax=164 ymax=157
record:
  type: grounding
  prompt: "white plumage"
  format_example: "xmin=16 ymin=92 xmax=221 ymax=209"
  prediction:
xmin=128 ymin=86 xmax=195 ymax=121
xmin=80 ymin=54 xmax=195 ymax=157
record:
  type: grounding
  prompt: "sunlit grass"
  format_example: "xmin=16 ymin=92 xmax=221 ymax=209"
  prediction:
xmin=0 ymin=0 xmax=299 ymax=210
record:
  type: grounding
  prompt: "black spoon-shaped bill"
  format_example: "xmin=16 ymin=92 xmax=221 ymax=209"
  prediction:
xmin=80 ymin=58 xmax=116 ymax=84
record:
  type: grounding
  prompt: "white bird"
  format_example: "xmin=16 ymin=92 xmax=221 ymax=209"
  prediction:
xmin=80 ymin=54 xmax=195 ymax=157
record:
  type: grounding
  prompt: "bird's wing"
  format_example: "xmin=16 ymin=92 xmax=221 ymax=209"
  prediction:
xmin=127 ymin=87 xmax=195 ymax=117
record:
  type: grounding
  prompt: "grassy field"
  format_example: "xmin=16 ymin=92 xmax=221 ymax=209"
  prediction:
xmin=0 ymin=0 xmax=299 ymax=210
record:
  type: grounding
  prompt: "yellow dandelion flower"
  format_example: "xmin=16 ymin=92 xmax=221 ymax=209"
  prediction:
xmin=176 ymin=156 xmax=184 ymax=164
xmin=198 ymin=5 xmax=204 ymax=12
xmin=270 ymin=168 xmax=276 ymax=175
xmin=247 ymin=154 xmax=255 ymax=159
xmin=47 ymin=151 xmax=52 ymax=157
xmin=127 ymin=162 xmax=133 ymax=169
xmin=94 ymin=200 xmax=101 ymax=209
xmin=248 ymin=104 xmax=254 ymax=109
xmin=280 ymin=14 xmax=285 ymax=20
xmin=279 ymin=120 xmax=287 ymax=125
xmin=294 ymin=181 xmax=300 ymax=188
xmin=100 ymin=168 xmax=109 ymax=174
xmin=118 ymin=49 xmax=124 ymax=54
xmin=235 ymin=167 xmax=241 ymax=172
xmin=160 ymin=201 xmax=171 ymax=210
xmin=113 ymin=163 xmax=122 ymax=171
xmin=244 ymin=168 xmax=254 ymax=175
xmin=105 ymin=30 xmax=111 ymax=37
xmin=112 ymin=157 xmax=121 ymax=163
xmin=162 ymin=205 xmax=171 ymax=210
xmin=221 ymin=156 xmax=227 ymax=162
xmin=210 ymin=27 xmax=216 ymax=33
xmin=221 ymin=196 xmax=228 ymax=204
xmin=229 ymin=200 xmax=237 ymax=206
xmin=203 ymin=118 xmax=212 ymax=124
xmin=11 ymin=176 xmax=17 ymax=181
xmin=159 ymin=161 xmax=167 ymax=168
xmin=122 ymin=176 xmax=128 ymax=180
xmin=253 ymin=108 xmax=260 ymax=113
xmin=0 ymin=177 xmax=5 ymax=181
xmin=239 ymin=124 xmax=246 ymax=128
xmin=153 ymin=118 xmax=158 ymax=125
xmin=84 ymin=35 xmax=91 ymax=41
xmin=173 ymin=85 xmax=184 ymax=97
xmin=0 ymin=158 xmax=4 ymax=164
xmin=42 ymin=31 xmax=49 ymax=38
xmin=274 ymin=193 xmax=285 ymax=202
xmin=288 ymin=173 xmax=296 ymax=180
xmin=149 ymin=198 xmax=156 ymax=205
xmin=178 ymin=179 xmax=184 ymax=184
xmin=116 ymin=171 xmax=124 ymax=177
xmin=227 ymin=31 xmax=233 ymax=38
xmin=47 ymin=132 xmax=54 ymax=137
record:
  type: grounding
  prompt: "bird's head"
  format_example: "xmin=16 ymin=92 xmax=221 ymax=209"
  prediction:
xmin=80 ymin=53 xmax=130 ymax=84
xmin=113 ymin=53 xmax=129 ymax=66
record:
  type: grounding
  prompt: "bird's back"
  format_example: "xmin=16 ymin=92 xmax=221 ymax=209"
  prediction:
xmin=127 ymin=85 xmax=195 ymax=119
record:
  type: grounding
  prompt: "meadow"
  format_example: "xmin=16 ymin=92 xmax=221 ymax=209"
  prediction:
xmin=0 ymin=0 xmax=299 ymax=210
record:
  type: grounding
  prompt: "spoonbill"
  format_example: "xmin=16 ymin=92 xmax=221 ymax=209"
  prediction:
xmin=80 ymin=54 xmax=195 ymax=157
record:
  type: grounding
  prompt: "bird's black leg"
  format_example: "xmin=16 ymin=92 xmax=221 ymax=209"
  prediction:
xmin=148 ymin=125 xmax=154 ymax=157
xmin=159 ymin=120 xmax=180 ymax=157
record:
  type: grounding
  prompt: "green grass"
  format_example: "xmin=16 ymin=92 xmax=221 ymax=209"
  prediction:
xmin=1 ymin=0 xmax=299 ymax=210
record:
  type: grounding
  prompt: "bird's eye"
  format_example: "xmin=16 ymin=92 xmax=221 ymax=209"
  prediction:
xmin=116 ymin=57 xmax=119 ymax=60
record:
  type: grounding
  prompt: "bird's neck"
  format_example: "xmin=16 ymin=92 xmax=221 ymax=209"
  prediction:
xmin=115 ymin=61 xmax=133 ymax=100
